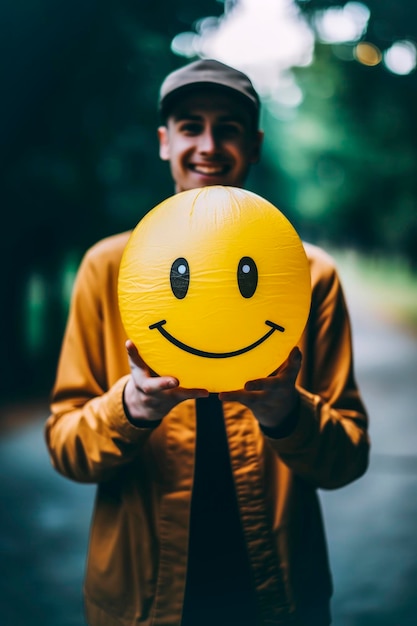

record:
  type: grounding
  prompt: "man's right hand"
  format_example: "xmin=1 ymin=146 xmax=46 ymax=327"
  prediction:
xmin=123 ymin=339 xmax=209 ymax=424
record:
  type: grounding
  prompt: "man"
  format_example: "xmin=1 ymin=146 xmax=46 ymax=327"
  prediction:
xmin=45 ymin=59 xmax=369 ymax=626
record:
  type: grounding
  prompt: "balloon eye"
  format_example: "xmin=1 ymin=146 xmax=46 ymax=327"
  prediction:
xmin=170 ymin=257 xmax=190 ymax=299
xmin=237 ymin=256 xmax=258 ymax=298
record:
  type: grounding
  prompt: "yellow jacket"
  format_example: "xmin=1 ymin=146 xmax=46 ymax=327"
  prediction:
xmin=45 ymin=232 xmax=369 ymax=626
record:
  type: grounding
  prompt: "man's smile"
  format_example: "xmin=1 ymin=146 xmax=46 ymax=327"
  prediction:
xmin=189 ymin=163 xmax=230 ymax=176
xmin=149 ymin=319 xmax=285 ymax=359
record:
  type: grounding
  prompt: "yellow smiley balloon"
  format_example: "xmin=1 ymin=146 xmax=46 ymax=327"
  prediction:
xmin=118 ymin=186 xmax=311 ymax=392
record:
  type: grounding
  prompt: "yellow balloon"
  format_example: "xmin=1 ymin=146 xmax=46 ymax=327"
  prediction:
xmin=118 ymin=186 xmax=311 ymax=392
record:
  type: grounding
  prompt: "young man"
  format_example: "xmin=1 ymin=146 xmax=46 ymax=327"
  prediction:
xmin=45 ymin=59 xmax=369 ymax=626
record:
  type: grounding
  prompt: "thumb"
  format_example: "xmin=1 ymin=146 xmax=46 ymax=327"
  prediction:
xmin=125 ymin=339 xmax=149 ymax=371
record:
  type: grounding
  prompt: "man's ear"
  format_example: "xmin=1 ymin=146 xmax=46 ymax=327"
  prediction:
xmin=157 ymin=126 xmax=170 ymax=161
xmin=250 ymin=130 xmax=264 ymax=164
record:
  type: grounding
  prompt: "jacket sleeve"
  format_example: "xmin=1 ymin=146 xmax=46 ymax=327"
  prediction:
xmin=45 ymin=241 xmax=154 ymax=484
xmin=265 ymin=249 xmax=370 ymax=490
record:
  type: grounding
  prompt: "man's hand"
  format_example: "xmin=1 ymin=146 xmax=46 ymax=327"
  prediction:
xmin=123 ymin=340 xmax=209 ymax=424
xmin=218 ymin=347 xmax=302 ymax=430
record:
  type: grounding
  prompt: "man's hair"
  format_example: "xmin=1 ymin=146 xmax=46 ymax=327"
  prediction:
xmin=158 ymin=59 xmax=260 ymax=129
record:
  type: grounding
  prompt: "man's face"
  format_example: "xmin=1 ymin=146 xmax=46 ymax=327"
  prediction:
xmin=158 ymin=89 xmax=263 ymax=193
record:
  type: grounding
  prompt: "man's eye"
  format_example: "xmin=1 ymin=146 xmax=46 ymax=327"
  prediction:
xmin=180 ymin=123 xmax=202 ymax=135
xmin=219 ymin=124 xmax=242 ymax=137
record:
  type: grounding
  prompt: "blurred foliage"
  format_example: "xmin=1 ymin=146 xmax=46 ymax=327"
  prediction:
xmin=0 ymin=0 xmax=224 ymax=402
xmin=1 ymin=0 xmax=416 ymax=403
xmin=250 ymin=41 xmax=417 ymax=261
xmin=295 ymin=0 xmax=417 ymax=48
xmin=248 ymin=1 xmax=417 ymax=260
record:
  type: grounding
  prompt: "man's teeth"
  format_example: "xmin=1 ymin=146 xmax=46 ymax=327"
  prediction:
xmin=193 ymin=165 xmax=226 ymax=175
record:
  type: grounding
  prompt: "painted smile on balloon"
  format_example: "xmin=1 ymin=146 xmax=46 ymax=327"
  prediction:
xmin=149 ymin=319 xmax=285 ymax=359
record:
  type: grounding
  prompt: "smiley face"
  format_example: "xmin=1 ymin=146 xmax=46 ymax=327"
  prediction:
xmin=118 ymin=186 xmax=311 ymax=392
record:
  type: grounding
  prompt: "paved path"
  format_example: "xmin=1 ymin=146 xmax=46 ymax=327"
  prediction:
xmin=0 ymin=271 xmax=416 ymax=625
xmin=320 ymin=273 xmax=417 ymax=626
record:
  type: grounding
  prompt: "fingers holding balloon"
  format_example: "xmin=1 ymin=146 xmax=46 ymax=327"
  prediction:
xmin=124 ymin=340 xmax=208 ymax=422
xmin=219 ymin=347 xmax=302 ymax=428
xmin=252 ymin=346 xmax=302 ymax=389
xmin=125 ymin=339 xmax=176 ymax=392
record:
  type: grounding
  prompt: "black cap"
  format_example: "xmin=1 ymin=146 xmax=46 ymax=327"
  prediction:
xmin=158 ymin=59 xmax=260 ymax=127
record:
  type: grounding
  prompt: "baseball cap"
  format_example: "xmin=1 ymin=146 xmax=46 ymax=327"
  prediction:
xmin=158 ymin=59 xmax=260 ymax=128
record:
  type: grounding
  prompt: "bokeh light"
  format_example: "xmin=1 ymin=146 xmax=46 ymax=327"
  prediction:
xmin=354 ymin=42 xmax=382 ymax=67
xmin=171 ymin=0 xmax=416 ymax=110
xmin=171 ymin=0 xmax=314 ymax=104
xmin=313 ymin=1 xmax=370 ymax=44
xmin=383 ymin=40 xmax=417 ymax=75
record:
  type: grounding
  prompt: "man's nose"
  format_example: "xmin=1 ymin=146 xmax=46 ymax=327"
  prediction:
xmin=198 ymin=127 xmax=218 ymax=153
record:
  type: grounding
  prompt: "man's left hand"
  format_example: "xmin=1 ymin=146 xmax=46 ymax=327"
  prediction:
xmin=218 ymin=347 xmax=302 ymax=430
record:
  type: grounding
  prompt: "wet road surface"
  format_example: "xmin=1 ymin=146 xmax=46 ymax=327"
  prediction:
xmin=1 ymin=275 xmax=416 ymax=625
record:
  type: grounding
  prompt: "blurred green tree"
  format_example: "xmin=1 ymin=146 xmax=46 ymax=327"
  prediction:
xmin=0 ymin=0 xmax=223 ymax=403
xmin=249 ymin=0 xmax=417 ymax=261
